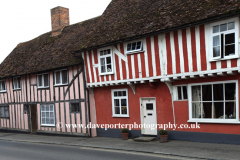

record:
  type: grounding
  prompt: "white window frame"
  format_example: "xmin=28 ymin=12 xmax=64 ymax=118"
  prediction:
xmin=125 ymin=40 xmax=143 ymax=54
xmin=0 ymin=80 xmax=6 ymax=92
xmin=209 ymin=17 xmax=239 ymax=61
xmin=111 ymin=88 xmax=129 ymax=117
xmin=0 ymin=106 xmax=9 ymax=118
xmin=40 ymin=104 xmax=55 ymax=126
xmin=54 ymin=69 xmax=68 ymax=86
xmin=98 ymin=47 xmax=114 ymax=75
xmin=13 ymin=77 xmax=21 ymax=90
xmin=188 ymin=80 xmax=239 ymax=123
xmin=37 ymin=73 xmax=49 ymax=88
xmin=173 ymin=85 xmax=188 ymax=101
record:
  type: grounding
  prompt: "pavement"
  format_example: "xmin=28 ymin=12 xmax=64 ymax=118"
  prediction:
xmin=0 ymin=132 xmax=239 ymax=160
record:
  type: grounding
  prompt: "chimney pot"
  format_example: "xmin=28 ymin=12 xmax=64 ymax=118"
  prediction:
xmin=51 ymin=6 xmax=69 ymax=36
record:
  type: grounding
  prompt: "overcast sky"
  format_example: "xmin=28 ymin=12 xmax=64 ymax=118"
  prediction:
xmin=0 ymin=0 xmax=112 ymax=63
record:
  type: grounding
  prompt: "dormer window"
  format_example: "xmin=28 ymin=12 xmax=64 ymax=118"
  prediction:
xmin=98 ymin=48 xmax=113 ymax=75
xmin=211 ymin=17 xmax=239 ymax=60
xmin=126 ymin=41 xmax=142 ymax=53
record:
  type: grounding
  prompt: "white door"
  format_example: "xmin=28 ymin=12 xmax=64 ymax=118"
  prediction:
xmin=140 ymin=98 xmax=157 ymax=135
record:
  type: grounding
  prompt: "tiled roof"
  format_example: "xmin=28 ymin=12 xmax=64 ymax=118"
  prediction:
xmin=1 ymin=0 xmax=239 ymax=78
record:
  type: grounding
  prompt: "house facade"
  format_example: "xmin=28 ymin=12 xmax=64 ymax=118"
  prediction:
xmin=77 ymin=0 xmax=240 ymax=143
xmin=0 ymin=6 xmax=97 ymax=137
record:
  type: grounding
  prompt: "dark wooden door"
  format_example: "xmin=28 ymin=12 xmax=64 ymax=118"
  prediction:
xmin=30 ymin=105 xmax=37 ymax=133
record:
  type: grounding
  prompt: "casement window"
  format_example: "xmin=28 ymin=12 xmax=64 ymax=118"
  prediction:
xmin=55 ymin=69 xmax=68 ymax=85
xmin=98 ymin=48 xmax=113 ymax=75
xmin=13 ymin=77 xmax=21 ymax=89
xmin=211 ymin=17 xmax=239 ymax=60
xmin=37 ymin=73 xmax=49 ymax=88
xmin=0 ymin=80 xmax=6 ymax=92
xmin=70 ymin=103 xmax=80 ymax=113
xmin=173 ymin=85 xmax=188 ymax=101
xmin=0 ymin=106 xmax=9 ymax=118
xmin=189 ymin=81 xmax=239 ymax=123
xmin=126 ymin=41 xmax=143 ymax=53
xmin=112 ymin=89 xmax=129 ymax=117
xmin=41 ymin=104 xmax=55 ymax=126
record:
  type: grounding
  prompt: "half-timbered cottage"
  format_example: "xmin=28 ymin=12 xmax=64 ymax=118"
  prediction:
xmin=0 ymin=6 xmax=97 ymax=137
xmin=75 ymin=0 xmax=240 ymax=143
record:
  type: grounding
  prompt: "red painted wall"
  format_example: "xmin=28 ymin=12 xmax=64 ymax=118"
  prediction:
xmin=94 ymin=75 xmax=240 ymax=135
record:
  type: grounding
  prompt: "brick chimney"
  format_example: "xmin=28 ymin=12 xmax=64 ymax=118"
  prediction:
xmin=51 ymin=6 xmax=69 ymax=36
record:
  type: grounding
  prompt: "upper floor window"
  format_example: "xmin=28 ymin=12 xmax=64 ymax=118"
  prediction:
xmin=99 ymin=48 xmax=113 ymax=75
xmin=0 ymin=106 xmax=9 ymax=118
xmin=112 ymin=89 xmax=129 ymax=117
xmin=189 ymin=80 xmax=238 ymax=123
xmin=211 ymin=17 xmax=239 ymax=60
xmin=126 ymin=41 xmax=143 ymax=53
xmin=55 ymin=69 xmax=68 ymax=85
xmin=37 ymin=73 xmax=49 ymax=88
xmin=13 ymin=77 xmax=21 ymax=90
xmin=0 ymin=80 xmax=6 ymax=92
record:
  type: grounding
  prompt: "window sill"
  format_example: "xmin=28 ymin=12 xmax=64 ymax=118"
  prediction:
xmin=112 ymin=115 xmax=130 ymax=118
xmin=54 ymin=84 xmax=68 ymax=87
xmin=187 ymin=120 xmax=240 ymax=124
xmin=13 ymin=88 xmax=21 ymax=91
xmin=174 ymin=100 xmax=188 ymax=102
xmin=0 ymin=117 xmax=9 ymax=119
xmin=99 ymin=72 xmax=114 ymax=76
xmin=209 ymin=55 xmax=239 ymax=62
xmin=126 ymin=50 xmax=144 ymax=55
xmin=37 ymin=87 xmax=50 ymax=90
xmin=0 ymin=90 xmax=7 ymax=93
xmin=40 ymin=125 xmax=56 ymax=127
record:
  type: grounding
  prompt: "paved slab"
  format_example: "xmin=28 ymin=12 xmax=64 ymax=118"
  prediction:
xmin=0 ymin=132 xmax=239 ymax=160
xmin=134 ymin=137 xmax=155 ymax=142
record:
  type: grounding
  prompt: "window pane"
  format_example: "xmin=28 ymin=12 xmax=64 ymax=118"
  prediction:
xmin=213 ymin=25 xmax=219 ymax=33
xmin=122 ymin=91 xmax=126 ymax=96
xmin=38 ymin=75 xmax=42 ymax=87
xmin=225 ymin=44 xmax=235 ymax=56
xmin=100 ymin=58 xmax=105 ymax=65
xmin=228 ymin=22 xmax=235 ymax=30
xmin=115 ymin=107 xmax=120 ymax=114
xmin=106 ymin=57 xmax=111 ymax=64
xmin=104 ymin=50 xmax=107 ymax=55
xmin=101 ymin=65 xmax=106 ymax=73
xmin=131 ymin=42 xmax=136 ymax=50
xmin=56 ymin=71 xmax=61 ymax=84
xmin=225 ymin=33 xmax=235 ymax=45
xmin=192 ymin=85 xmax=201 ymax=101
xmin=114 ymin=99 xmax=119 ymax=106
xmin=136 ymin=41 xmax=141 ymax=50
xmin=13 ymin=78 xmax=17 ymax=89
xmin=46 ymin=118 xmax=50 ymax=124
xmin=213 ymin=102 xmax=224 ymax=119
xmin=114 ymin=91 xmax=117 ymax=97
xmin=50 ymin=105 xmax=54 ymax=111
xmin=62 ymin=70 xmax=68 ymax=84
xmin=225 ymin=83 xmax=236 ymax=100
xmin=1 ymin=81 xmax=5 ymax=91
xmin=50 ymin=118 xmax=55 ymax=124
xmin=42 ymin=112 xmax=46 ymax=117
xmin=50 ymin=112 xmax=54 ymax=118
xmin=41 ymin=105 xmax=45 ymax=111
xmin=202 ymin=102 xmax=212 ymax=118
xmin=220 ymin=23 xmax=227 ymax=32
xmin=44 ymin=74 xmax=49 ymax=87
xmin=213 ymin=46 xmax=220 ymax=57
xmin=182 ymin=86 xmax=188 ymax=99
xmin=5 ymin=108 xmax=9 ymax=117
xmin=192 ymin=102 xmax=202 ymax=118
xmin=42 ymin=118 xmax=46 ymax=124
xmin=106 ymin=49 xmax=111 ymax=55
xmin=127 ymin=44 xmax=131 ymax=51
xmin=118 ymin=91 xmax=122 ymax=96
xmin=107 ymin=65 xmax=112 ymax=72
xmin=202 ymin=85 xmax=212 ymax=101
xmin=213 ymin=84 xmax=223 ymax=101
xmin=213 ymin=35 xmax=220 ymax=47
xmin=100 ymin=51 xmax=103 ymax=56
xmin=177 ymin=86 xmax=182 ymax=100
xmin=225 ymin=102 xmax=236 ymax=119
xmin=46 ymin=112 xmax=49 ymax=117
xmin=17 ymin=78 xmax=20 ymax=88
xmin=46 ymin=105 xmax=49 ymax=111
xmin=121 ymin=107 xmax=127 ymax=114
xmin=121 ymin=99 xmax=127 ymax=106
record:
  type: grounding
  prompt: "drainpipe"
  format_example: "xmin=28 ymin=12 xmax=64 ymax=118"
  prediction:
xmin=165 ymin=82 xmax=176 ymax=125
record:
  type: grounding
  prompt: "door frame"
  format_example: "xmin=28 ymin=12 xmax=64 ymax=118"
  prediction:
xmin=139 ymin=97 xmax=157 ymax=135
xmin=29 ymin=104 xmax=37 ymax=133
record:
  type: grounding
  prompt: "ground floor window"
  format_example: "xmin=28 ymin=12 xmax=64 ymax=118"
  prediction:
xmin=70 ymin=103 xmax=80 ymax=113
xmin=0 ymin=106 xmax=9 ymax=118
xmin=189 ymin=80 xmax=238 ymax=122
xmin=41 ymin=104 xmax=55 ymax=126
xmin=111 ymin=89 xmax=129 ymax=117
